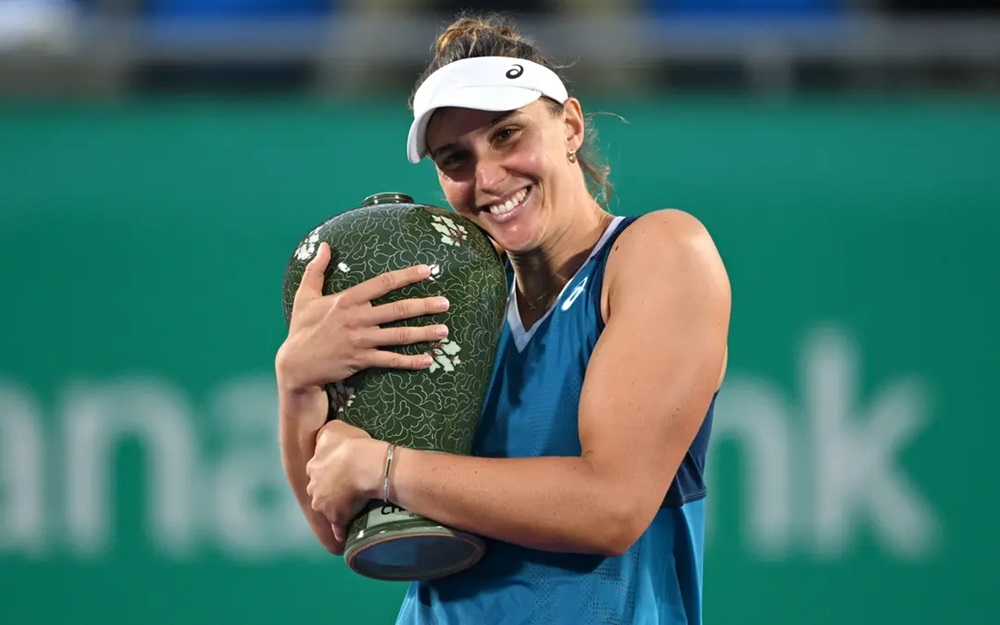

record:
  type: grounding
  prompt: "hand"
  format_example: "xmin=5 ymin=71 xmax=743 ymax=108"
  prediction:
xmin=306 ymin=420 xmax=387 ymax=543
xmin=276 ymin=241 xmax=451 ymax=393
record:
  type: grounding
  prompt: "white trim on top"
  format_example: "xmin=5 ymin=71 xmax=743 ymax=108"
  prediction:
xmin=507 ymin=215 xmax=625 ymax=352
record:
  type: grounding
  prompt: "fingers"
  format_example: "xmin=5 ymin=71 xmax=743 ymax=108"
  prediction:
xmin=332 ymin=523 xmax=348 ymax=545
xmin=362 ymin=349 xmax=435 ymax=371
xmin=325 ymin=534 xmax=346 ymax=556
xmin=344 ymin=264 xmax=433 ymax=305
xmin=366 ymin=295 xmax=450 ymax=326
xmin=362 ymin=323 xmax=448 ymax=349
xmin=295 ymin=242 xmax=331 ymax=304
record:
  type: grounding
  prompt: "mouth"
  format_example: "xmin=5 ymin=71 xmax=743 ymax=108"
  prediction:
xmin=481 ymin=185 xmax=532 ymax=220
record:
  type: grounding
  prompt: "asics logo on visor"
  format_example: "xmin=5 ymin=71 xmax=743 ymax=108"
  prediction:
xmin=506 ymin=64 xmax=524 ymax=79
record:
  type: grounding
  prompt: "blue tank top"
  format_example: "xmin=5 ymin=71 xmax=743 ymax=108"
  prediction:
xmin=395 ymin=215 xmax=717 ymax=625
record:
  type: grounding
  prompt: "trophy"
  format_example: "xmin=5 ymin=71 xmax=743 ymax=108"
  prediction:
xmin=281 ymin=192 xmax=508 ymax=581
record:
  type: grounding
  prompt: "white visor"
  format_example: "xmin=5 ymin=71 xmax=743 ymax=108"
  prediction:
xmin=406 ymin=56 xmax=569 ymax=164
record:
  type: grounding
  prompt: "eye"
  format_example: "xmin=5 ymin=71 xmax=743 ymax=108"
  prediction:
xmin=492 ymin=126 xmax=520 ymax=146
xmin=437 ymin=152 xmax=468 ymax=172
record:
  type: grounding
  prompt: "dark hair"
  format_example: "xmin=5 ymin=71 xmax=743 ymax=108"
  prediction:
xmin=410 ymin=12 xmax=613 ymax=207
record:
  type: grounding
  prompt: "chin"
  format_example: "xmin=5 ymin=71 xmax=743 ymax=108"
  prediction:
xmin=475 ymin=184 xmax=544 ymax=253
xmin=492 ymin=229 xmax=543 ymax=255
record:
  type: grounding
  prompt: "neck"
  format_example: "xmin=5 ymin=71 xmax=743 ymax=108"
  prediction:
xmin=508 ymin=198 xmax=614 ymax=312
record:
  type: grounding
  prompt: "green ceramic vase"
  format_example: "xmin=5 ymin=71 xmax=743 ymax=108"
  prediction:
xmin=281 ymin=192 xmax=508 ymax=582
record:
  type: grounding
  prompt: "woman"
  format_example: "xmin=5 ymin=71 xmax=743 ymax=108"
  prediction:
xmin=276 ymin=13 xmax=731 ymax=625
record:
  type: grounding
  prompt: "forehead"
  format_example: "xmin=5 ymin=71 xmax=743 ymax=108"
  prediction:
xmin=424 ymin=100 xmax=551 ymax=154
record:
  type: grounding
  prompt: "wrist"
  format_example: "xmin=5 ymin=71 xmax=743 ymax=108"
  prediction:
xmin=275 ymin=359 xmax=324 ymax=399
xmin=275 ymin=365 xmax=319 ymax=397
xmin=356 ymin=438 xmax=394 ymax=500
xmin=277 ymin=379 xmax=324 ymax=400
xmin=274 ymin=343 xmax=319 ymax=396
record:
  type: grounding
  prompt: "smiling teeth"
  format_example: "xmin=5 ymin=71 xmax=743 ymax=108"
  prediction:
xmin=489 ymin=188 xmax=528 ymax=215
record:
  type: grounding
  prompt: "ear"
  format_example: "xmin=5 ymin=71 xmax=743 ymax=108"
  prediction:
xmin=562 ymin=97 xmax=586 ymax=154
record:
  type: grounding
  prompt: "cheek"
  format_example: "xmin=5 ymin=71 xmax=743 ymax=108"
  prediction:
xmin=497 ymin=147 xmax=545 ymax=185
xmin=438 ymin=175 xmax=476 ymax=215
xmin=515 ymin=133 xmax=559 ymax=178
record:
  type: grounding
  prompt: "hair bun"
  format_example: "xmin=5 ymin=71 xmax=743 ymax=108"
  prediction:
xmin=434 ymin=15 xmax=522 ymax=56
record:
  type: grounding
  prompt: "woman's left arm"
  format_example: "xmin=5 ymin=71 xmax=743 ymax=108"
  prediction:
xmin=322 ymin=209 xmax=731 ymax=556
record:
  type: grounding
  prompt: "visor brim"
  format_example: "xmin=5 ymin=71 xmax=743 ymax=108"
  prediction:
xmin=406 ymin=86 xmax=545 ymax=164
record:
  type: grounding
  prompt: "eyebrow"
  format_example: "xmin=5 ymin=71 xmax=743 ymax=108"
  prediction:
xmin=428 ymin=110 xmax=520 ymax=160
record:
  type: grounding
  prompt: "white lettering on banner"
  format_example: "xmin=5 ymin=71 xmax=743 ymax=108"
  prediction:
xmin=63 ymin=378 xmax=199 ymax=558
xmin=806 ymin=328 xmax=939 ymax=560
xmin=711 ymin=325 xmax=940 ymax=560
xmin=0 ymin=325 xmax=940 ymax=562
xmin=0 ymin=380 xmax=46 ymax=556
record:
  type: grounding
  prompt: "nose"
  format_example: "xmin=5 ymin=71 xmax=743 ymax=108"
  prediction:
xmin=475 ymin=156 xmax=506 ymax=196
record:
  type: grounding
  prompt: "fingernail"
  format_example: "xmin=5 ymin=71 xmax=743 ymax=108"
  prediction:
xmin=417 ymin=264 xmax=431 ymax=277
xmin=436 ymin=297 xmax=450 ymax=310
xmin=422 ymin=355 xmax=434 ymax=367
xmin=436 ymin=325 xmax=449 ymax=338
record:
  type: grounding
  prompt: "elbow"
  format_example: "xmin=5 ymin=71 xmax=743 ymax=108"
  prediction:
xmin=590 ymin=501 xmax=652 ymax=558
xmin=594 ymin=526 xmax=643 ymax=559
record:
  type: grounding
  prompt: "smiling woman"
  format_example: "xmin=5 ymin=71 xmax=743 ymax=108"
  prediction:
xmin=276 ymin=10 xmax=732 ymax=625
xmin=408 ymin=15 xmax=613 ymax=210
xmin=406 ymin=45 xmax=618 ymax=319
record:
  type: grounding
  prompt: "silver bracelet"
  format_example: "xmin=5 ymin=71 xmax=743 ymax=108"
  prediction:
xmin=382 ymin=443 xmax=397 ymax=502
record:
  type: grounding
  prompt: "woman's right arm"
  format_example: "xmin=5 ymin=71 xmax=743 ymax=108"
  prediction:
xmin=275 ymin=242 xmax=450 ymax=554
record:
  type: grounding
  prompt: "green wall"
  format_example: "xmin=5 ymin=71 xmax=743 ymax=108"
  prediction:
xmin=1 ymin=96 xmax=998 ymax=624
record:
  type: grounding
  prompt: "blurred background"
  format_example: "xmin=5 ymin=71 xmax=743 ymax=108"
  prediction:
xmin=1 ymin=1 xmax=998 ymax=624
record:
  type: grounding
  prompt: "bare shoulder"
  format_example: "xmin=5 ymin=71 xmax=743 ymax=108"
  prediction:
xmin=599 ymin=209 xmax=731 ymax=386
xmin=603 ymin=209 xmax=730 ymax=308
xmin=610 ymin=209 xmax=718 ymax=260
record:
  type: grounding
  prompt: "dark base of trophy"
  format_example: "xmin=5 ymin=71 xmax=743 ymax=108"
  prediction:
xmin=343 ymin=500 xmax=486 ymax=582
